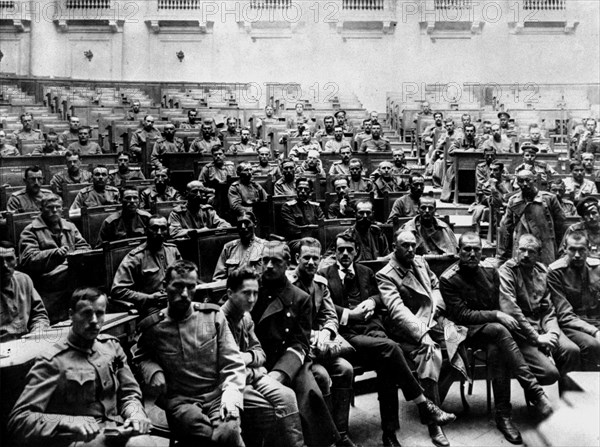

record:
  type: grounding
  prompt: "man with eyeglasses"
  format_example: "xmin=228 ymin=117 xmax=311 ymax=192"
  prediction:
xmin=59 ymin=116 xmax=81 ymax=146
xmin=150 ymin=123 xmax=185 ymax=171
xmin=6 ymin=166 xmax=53 ymax=213
xmin=97 ymin=187 xmax=151 ymax=246
xmin=387 ymin=174 xmax=425 ymax=223
xmin=347 ymin=158 xmax=373 ymax=193
xmin=111 ymin=215 xmax=181 ymax=317
xmin=140 ymin=167 xmax=182 ymax=210
xmin=69 ymin=165 xmax=120 ymax=216
xmin=129 ymin=115 xmax=162 ymax=162
xmin=19 ymin=194 xmax=91 ymax=322
xmin=109 ymin=152 xmax=145 ymax=188
xmin=499 ymin=168 xmax=566 ymax=265
xmin=280 ymin=177 xmax=324 ymax=240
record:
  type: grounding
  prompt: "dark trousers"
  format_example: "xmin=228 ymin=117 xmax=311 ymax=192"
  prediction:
xmin=346 ymin=329 xmax=423 ymax=433
xmin=562 ymin=327 xmax=600 ymax=371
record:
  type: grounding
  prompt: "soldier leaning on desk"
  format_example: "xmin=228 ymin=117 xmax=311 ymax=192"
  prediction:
xmin=8 ymin=287 xmax=156 ymax=447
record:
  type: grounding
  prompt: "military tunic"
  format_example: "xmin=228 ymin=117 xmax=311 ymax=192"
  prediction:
xmin=0 ymin=144 xmax=20 ymax=156
xmin=70 ymin=185 xmax=120 ymax=211
xmin=399 ymin=216 xmax=459 ymax=256
xmin=273 ymin=179 xmax=296 ymax=196
xmin=150 ymin=137 xmax=185 ymax=169
xmin=189 ymin=137 xmax=220 ymax=154
xmin=228 ymin=180 xmax=268 ymax=215
xmin=140 ymin=185 xmax=182 ymax=210
xmin=198 ymin=161 xmax=236 ymax=186
xmin=360 ymin=137 xmax=391 ymax=153
xmin=97 ymin=209 xmax=152 ymax=246
xmin=13 ymin=129 xmax=42 ymax=143
xmin=563 ymin=177 xmax=598 ymax=201
xmin=6 ymin=188 xmax=53 ymax=213
xmin=31 ymin=144 xmax=67 ymax=156
xmin=66 ymin=140 xmax=103 ymax=155
xmin=559 ymin=221 xmax=600 ymax=259
xmin=213 ymin=237 xmax=267 ymax=281
xmin=50 ymin=169 xmax=93 ymax=195
xmin=108 ymin=167 xmax=145 ymax=188
xmin=168 ymin=204 xmax=231 ymax=238
xmin=280 ymin=199 xmax=324 ymax=239
xmin=328 ymin=161 xmax=351 ymax=177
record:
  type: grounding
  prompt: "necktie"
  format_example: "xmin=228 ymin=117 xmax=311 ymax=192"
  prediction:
xmin=343 ymin=268 xmax=354 ymax=281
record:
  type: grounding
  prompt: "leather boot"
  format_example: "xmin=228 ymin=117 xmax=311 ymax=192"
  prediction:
xmin=530 ymin=393 xmax=553 ymax=419
xmin=428 ymin=424 xmax=450 ymax=447
xmin=492 ymin=378 xmax=522 ymax=444
xmin=382 ymin=430 xmax=402 ymax=446
xmin=268 ymin=412 xmax=306 ymax=447
xmin=332 ymin=388 xmax=357 ymax=447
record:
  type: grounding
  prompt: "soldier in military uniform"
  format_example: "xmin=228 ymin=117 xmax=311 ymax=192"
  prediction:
xmin=481 ymin=124 xmax=514 ymax=153
xmin=550 ymin=179 xmax=577 ymax=217
xmin=70 ymin=165 xmax=120 ymax=216
xmin=274 ymin=159 xmax=297 ymax=196
xmin=252 ymin=146 xmax=280 ymax=180
xmin=280 ymin=177 xmax=325 ymax=240
xmin=13 ymin=112 xmax=42 ymax=143
xmin=373 ymin=161 xmax=406 ymax=198
xmin=6 ymin=166 xmax=53 ymax=213
xmin=219 ymin=116 xmax=240 ymax=142
xmin=328 ymin=146 xmax=352 ymax=176
xmin=450 ymin=123 xmax=482 ymax=151
xmin=328 ymin=177 xmax=356 ymax=219
xmin=475 ymin=146 xmax=500 ymax=194
xmin=190 ymin=120 xmax=221 ymax=153
xmin=198 ymin=145 xmax=236 ymax=187
xmin=513 ymin=144 xmax=556 ymax=185
xmin=135 ymin=260 xmax=277 ymax=446
xmin=559 ymin=197 xmax=600 ymax=259
xmin=286 ymin=238 xmax=356 ymax=447
xmin=125 ymin=100 xmax=144 ymax=122
xmin=150 ymin=123 xmax=184 ymax=171
xmin=49 ymin=151 xmax=93 ymax=195
xmin=19 ymin=195 xmax=91 ymax=323
xmin=315 ymin=115 xmax=336 ymax=141
xmin=59 ymin=116 xmax=81 ymax=146
xmin=109 ymin=152 xmax=145 ymax=188
xmin=8 ymin=288 xmax=155 ymax=447
xmin=67 ymin=126 xmax=102 ymax=155
xmin=347 ymin=158 xmax=372 ymax=193
xmin=527 ymin=124 xmax=551 ymax=153
xmin=31 ymin=131 xmax=67 ymax=155
xmin=498 ymin=112 xmax=517 ymax=138
xmin=360 ymin=123 xmax=391 ymax=153
xmin=296 ymin=149 xmax=327 ymax=179
xmin=228 ymin=162 xmax=268 ymax=217
xmin=140 ymin=167 xmax=182 ymax=210
xmin=563 ymin=159 xmax=598 ymax=202
xmin=0 ymin=129 xmax=19 ymax=156
xmin=97 ymin=188 xmax=151 ymax=246
xmin=387 ymin=173 xmax=425 ymax=223
xmin=343 ymin=200 xmax=390 ymax=262
xmin=581 ymin=153 xmax=600 ymax=182
xmin=254 ymin=105 xmax=277 ymax=139
xmin=179 ymin=108 xmax=201 ymax=129
xmin=111 ymin=216 xmax=180 ymax=317
xmin=575 ymin=117 xmax=600 ymax=156
xmin=472 ymin=162 xmax=513 ymax=233
xmin=324 ymin=126 xmax=352 ymax=154
xmin=289 ymin=130 xmax=322 ymax=160
xmin=129 ymin=115 xmax=162 ymax=163
xmin=334 ymin=110 xmax=351 ymax=134
xmin=229 ymin=127 xmax=257 ymax=154
xmin=168 ymin=180 xmax=231 ymax=239
xmin=354 ymin=119 xmax=372 ymax=150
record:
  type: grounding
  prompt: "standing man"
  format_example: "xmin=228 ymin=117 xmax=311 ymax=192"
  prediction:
xmin=280 ymin=177 xmax=325 ymax=240
xmin=97 ymin=188 xmax=151 ymax=246
xmin=8 ymin=288 xmax=155 ymax=447
xmin=67 ymin=126 xmax=102 ymax=155
xmin=139 ymin=167 xmax=182 ymax=210
xmin=70 ymin=165 xmax=120 ymax=215
xmin=6 ymin=166 xmax=52 ymax=213
xmin=109 ymin=152 xmax=145 ymax=188
xmin=499 ymin=168 xmax=566 ymax=265
xmin=513 ymin=144 xmax=556 ymax=185
xmin=129 ymin=115 xmax=162 ymax=162
xmin=440 ymin=232 xmax=554 ymax=443
xmin=50 ymin=151 xmax=92 ymax=195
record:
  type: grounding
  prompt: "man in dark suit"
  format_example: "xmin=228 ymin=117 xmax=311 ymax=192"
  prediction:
xmin=252 ymin=241 xmax=340 ymax=447
xmin=318 ymin=233 xmax=455 ymax=447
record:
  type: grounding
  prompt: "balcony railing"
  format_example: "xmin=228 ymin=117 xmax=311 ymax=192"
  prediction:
xmin=523 ymin=0 xmax=565 ymax=10
xmin=434 ymin=0 xmax=472 ymax=9
xmin=342 ymin=0 xmax=385 ymax=10
xmin=157 ymin=0 xmax=201 ymax=9
xmin=65 ymin=0 xmax=111 ymax=7
xmin=249 ymin=0 xmax=291 ymax=9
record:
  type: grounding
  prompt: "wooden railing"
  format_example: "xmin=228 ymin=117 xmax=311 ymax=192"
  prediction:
xmin=523 ymin=0 xmax=565 ymax=10
xmin=249 ymin=0 xmax=291 ymax=9
xmin=65 ymin=0 xmax=111 ymax=8
xmin=434 ymin=0 xmax=472 ymax=9
xmin=157 ymin=0 xmax=201 ymax=9
xmin=342 ymin=0 xmax=385 ymax=10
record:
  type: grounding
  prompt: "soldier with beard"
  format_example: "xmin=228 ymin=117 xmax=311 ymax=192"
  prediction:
xmin=140 ymin=167 xmax=182 ymax=210
xmin=229 ymin=127 xmax=257 ymax=154
xmin=150 ymin=123 xmax=185 ymax=171
xmin=387 ymin=173 xmax=425 ymax=223
xmin=98 ymin=188 xmax=151 ymax=246
xmin=129 ymin=115 xmax=162 ymax=162
xmin=228 ymin=162 xmax=268 ymax=216
xmin=343 ymin=200 xmax=390 ymax=261
xmin=347 ymin=158 xmax=373 ymax=193
xmin=31 ymin=132 xmax=67 ymax=155
xmin=190 ymin=120 xmax=221 ymax=153
xmin=324 ymin=126 xmax=352 ymax=153
xmin=274 ymin=159 xmax=297 ymax=196
xmin=481 ymin=124 xmax=514 ymax=153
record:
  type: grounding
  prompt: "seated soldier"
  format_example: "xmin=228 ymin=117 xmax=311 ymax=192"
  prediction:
xmin=140 ymin=167 xmax=182 ymax=210
xmin=254 ymin=105 xmax=278 ymax=139
xmin=13 ymin=112 xmax=42 ymax=144
xmin=549 ymin=231 xmax=600 ymax=329
xmin=360 ymin=123 xmax=391 ymax=153
xmin=347 ymin=158 xmax=373 ymax=193
xmin=190 ymin=119 xmax=221 ymax=153
xmin=387 ymin=173 xmax=425 ymax=223
xmin=550 ymin=179 xmax=577 ymax=217
xmin=289 ymin=130 xmax=321 ymax=159
xmin=421 ymin=112 xmax=444 ymax=153
xmin=335 ymin=109 xmax=351 ymax=134
xmin=69 ymin=165 xmax=120 ymax=216
xmin=498 ymin=112 xmax=517 ymax=138
xmin=576 ymin=117 xmax=600 ymax=156
xmin=67 ymin=126 xmax=102 ymax=155
xmin=179 ymin=108 xmax=201 ymax=129
xmin=329 ymin=146 xmax=353 ymax=176
xmin=31 ymin=131 xmax=67 ymax=155
xmin=471 ymin=161 xmax=513 ymax=233
xmin=58 ymin=116 xmax=81 ymax=146
xmin=274 ymin=158 xmax=297 ymax=196
xmin=129 ymin=115 xmax=162 ymax=162
xmin=280 ymin=177 xmax=324 ymax=240
xmin=108 ymin=151 xmax=145 ymax=188
xmin=373 ymin=161 xmax=407 ymax=199
xmin=6 ymin=166 xmax=53 ymax=213
xmin=527 ymin=124 xmax=551 ymax=153
xmin=399 ymin=195 xmax=459 ymax=256
xmin=324 ymin=125 xmax=352 ymax=154
xmin=0 ymin=129 xmax=20 ymax=156
xmin=150 ymin=122 xmax=184 ymax=171
xmin=480 ymin=124 xmax=514 ymax=153
xmin=125 ymin=99 xmax=144 ymax=122
xmin=0 ymin=240 xmax=49 ymax=342
xmin=560 ymin=197 xmax=600 ymax=259
xmin=228 ymin=162 xmax=268 ymax=217
xmin=319 ymin=233 xmax=457 ymax=447
xmin=222 ymin=267 xmax=305 ymax=447
xmin=296 ymin=149 xmax=327 ymax=179
xmin=134 ymin=260 xmax=275 ymax=447
xmin=499 ymin=234 xmax=580 ymax=386
xmin=513 ymin=144 xmax=556 ymax=186
xmin=49 ymin=151 xmax=93 ymax=195
xmin=450 ymin=123 xmax=482 ymax=151
xmin=229 ymin=127 xmax=257 ymax=154
xmin=563 ymin=160 xmax=598 ymax=202
xmin=353 ymin=119 xmax=372 ymax=150
xmin=328 ymin=177 xmax=356 ymax=219
xmin=111 ymin=215 xmax=180 ymax=317
xmin=19 ymin=194 xmax=91 ymax=323
xmin=581 ymin=152 xmax=600 ymax=182
xmin=9 ymin=288 xmax=156 ymax=447
xmin=168 ymin=181 xmax=231 ymax=238
xmin=341 ymin=200 xmax=389 ymax=262
xmin=440 ymin=233 xmax=553 ymax=443
xmin=98 ymin=187 xmax=151 ymax=246
xmin=315 ymin=115 xmax=336 ymax=141
xmin=253 ymin=146 xmax=280 ymax=180
xmin=286 ymin=238 xmax=357 ymax=447
xmin=219 ymin=116 xmax=240 ymax=141
xmin=198 ymin=144 xmax=236 ymax=188
xmin=475 ymin=146 xmax=499 ymax=190
xmin=391 ymin=148 xmax=412 ymax=176
xmin=213 ymin=211 xmax=266 ymax=281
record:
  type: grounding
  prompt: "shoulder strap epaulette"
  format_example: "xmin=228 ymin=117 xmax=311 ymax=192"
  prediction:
xmin=285 ymin=199 xmax=297 ymax=206
xmin=96 ymin=333 xmax=118 ymax=342
xmin=194 ymin=303 xmax=221 ymax=312
xmin=308 ymin=200 xmax=320 ymax=206
xmin=137 ymin=310 xmax=167 ymax=333
xmin=41 ymin=340 xmax=70 ymax=361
